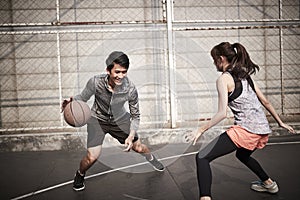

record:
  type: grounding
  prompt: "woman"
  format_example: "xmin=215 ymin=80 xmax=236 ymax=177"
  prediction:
xmin=192 ymin=42 xmax=295 ymax=200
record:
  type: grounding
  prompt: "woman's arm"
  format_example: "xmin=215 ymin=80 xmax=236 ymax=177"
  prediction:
xmin=254 ymin=81 xmax=295 ymax=133
xmin=193 ymin=74 xmax=230 ymax=145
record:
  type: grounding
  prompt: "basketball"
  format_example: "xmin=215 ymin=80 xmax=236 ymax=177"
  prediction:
xmin=63 ymin=100 xmax=91 ymax=127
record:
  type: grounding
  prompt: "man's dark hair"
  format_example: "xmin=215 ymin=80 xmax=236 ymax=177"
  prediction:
xmin=106 ymin=51 xmax=130 ymax=72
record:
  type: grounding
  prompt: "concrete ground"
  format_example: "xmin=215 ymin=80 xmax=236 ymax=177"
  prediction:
xmin=1 ymin=134 xmax=300 ymax=200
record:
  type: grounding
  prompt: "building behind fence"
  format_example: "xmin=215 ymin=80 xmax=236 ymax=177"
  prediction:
xmin=0 ymin=0 xmax=299 ymax=133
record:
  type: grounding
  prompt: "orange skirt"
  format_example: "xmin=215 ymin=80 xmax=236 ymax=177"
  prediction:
xmin=226 ymin=125 xmax=269 ymax=150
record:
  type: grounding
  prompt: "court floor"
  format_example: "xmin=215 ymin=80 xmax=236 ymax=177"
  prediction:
xmin=1 ymin=134 xmax=300 ymax=200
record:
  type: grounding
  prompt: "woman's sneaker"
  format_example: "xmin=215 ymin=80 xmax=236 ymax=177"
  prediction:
xmin=73 ymin=170 xmax=85 ymax=191
xmin=251 ymin=180 xmax=279 ymax=194
xmin=146 ymin=154 xmax=165 ymax=172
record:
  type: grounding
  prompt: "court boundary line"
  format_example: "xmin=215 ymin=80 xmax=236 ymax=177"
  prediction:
xmin=123 ymin=194 xmax=149 ymax=200
xmin=267 ymin=141 xmax=300 ymax=145
xmin=10 ymin=151 xmax=197 ymax=200
xmin=10 ymin=140 xmax=300 ymax=200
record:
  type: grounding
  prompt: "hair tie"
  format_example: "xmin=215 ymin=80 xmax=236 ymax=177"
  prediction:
xmin=233 ymin=47 xmax=237 ymax=54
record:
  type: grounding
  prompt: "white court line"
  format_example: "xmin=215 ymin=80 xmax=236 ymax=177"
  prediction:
xmin=267 ymin=141 xmax=300 ymax=145
xmin=123 ymin=194 xmax=149 ymax=200
xmin=10 ymin=140 xmax=300 ymax=200
xmin=11 ymin=155 xmax=188 ymax=200
xmin=10 ymin=161 xmax=151 ymax=200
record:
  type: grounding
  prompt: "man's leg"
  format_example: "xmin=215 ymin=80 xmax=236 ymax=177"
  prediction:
xmin=80 ymin=145 xmax=102 ymax=174
xmin=132 ymin=139 xmax=165 ymax=171
xmin=73 ymin=145 xmax=102 ymax=191
xmin=109 ymin=114 xmax=165 ymax=171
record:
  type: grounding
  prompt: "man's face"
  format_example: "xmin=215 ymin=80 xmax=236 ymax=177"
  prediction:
xmin=107 ymin=63 xmax=128 ymax=87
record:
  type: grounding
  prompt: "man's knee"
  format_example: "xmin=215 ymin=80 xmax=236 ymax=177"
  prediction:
xmin=132 ymin=142 xmax=147 ymax=153
xmin=133 ymin=144 xmax=143 ymax=152
xmin=86 ymin=153 xmax=97 ymax=163
xmin=86 ymin=146 xmax=101 ymax=162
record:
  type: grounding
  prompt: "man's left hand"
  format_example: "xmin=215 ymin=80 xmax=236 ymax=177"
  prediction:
xmin=123 ymin=135 xmax=134 ymax=152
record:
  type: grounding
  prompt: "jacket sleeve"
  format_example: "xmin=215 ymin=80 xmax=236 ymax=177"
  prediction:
xmin=128 ymin=87 xmax=140 ymax=131
xmin=73 ymin=77 xmax=95 ymax=102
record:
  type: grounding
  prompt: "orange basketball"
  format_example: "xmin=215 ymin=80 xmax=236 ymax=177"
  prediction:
xmin=63 ymin=100 xmax=91 ymax=127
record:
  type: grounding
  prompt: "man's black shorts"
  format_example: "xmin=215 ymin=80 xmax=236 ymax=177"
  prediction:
xmin=86 ymin=113 xmax=139 ymax=148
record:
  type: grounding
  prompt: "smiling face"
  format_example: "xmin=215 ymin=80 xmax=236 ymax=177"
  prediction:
xmin=107 ymin=63 xmax=128 ymax=88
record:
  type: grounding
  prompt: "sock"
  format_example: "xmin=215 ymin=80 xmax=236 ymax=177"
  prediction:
xmin=78 ymin=170 xmax=85 ymax=176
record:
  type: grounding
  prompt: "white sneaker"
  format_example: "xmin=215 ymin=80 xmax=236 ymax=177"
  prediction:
xmin=251 ymin=180 xmax=279 ymax=194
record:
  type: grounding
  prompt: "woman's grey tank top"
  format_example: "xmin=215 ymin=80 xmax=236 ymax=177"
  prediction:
xmin=228 ymin=74 xmax=272 ymax=134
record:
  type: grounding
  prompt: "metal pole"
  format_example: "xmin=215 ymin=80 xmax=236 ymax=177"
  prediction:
xmin=56 ymin=0 xmax=60 ymax=23
xmin=56 ymin=0 xmax=64 ymax=126
xmin=57 ymin=32 xmax=64 ymax=126
xmin=166 ymin=0 xmax=177 ymax=128
xmin=279 ymin=0 xmax=285 ymax=114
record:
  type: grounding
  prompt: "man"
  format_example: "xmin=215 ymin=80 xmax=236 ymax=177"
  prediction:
xmin=62 ymin=51 xmax=165 ymax=191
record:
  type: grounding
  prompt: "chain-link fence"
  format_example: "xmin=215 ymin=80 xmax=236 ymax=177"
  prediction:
xmin=0 ymin=0 xmax=299 ymax=131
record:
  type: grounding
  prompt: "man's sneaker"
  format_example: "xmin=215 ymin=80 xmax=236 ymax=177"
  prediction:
xmin=73 ymin=170 xmax=85 ymax=191
xmin=146 ymin=154 xmax=165 ymax=172
xmin=251 ymin=180 xmax=279 ymax=194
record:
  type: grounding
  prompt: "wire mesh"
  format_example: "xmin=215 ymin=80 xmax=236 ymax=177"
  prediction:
xmin=0 ymin=0 xmax=299 ymax=130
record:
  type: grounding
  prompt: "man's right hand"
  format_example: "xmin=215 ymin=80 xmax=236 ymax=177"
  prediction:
xmin=61 ymin=97 xmax=73 ymax=112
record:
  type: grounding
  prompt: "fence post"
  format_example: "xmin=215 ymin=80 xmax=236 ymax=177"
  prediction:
xmin=56 ymin=0 xmax=64 ymax=126
xmin=166 ymin=0 xmax=177 ymax=128
xmin=279 ymin=0 xmax=285 ymax=115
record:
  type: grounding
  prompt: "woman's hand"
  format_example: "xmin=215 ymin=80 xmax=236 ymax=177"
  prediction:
xmin=280 ymin=123 xmax=295 ymax=134
xmin=192 ymin=128 xmax=205 ymax=145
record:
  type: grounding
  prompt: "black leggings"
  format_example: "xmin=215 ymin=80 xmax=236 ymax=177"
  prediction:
xmin=196 ymin=132 xmax=269 ymax=197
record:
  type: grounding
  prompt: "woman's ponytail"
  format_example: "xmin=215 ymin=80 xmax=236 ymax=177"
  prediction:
xmin=211 ymin=42 xmax=260 ymax=79
xmin=231 ymin=43 xmax=259 ymax=79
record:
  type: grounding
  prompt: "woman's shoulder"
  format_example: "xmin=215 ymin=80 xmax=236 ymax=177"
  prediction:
xmin=217 ymin=72 xmax=235 ymax=92
xmin=218 ymin=72 xmax=234 ymax=83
